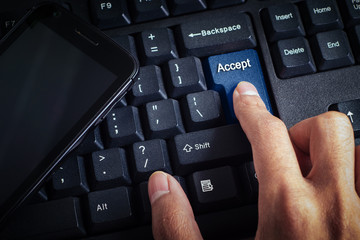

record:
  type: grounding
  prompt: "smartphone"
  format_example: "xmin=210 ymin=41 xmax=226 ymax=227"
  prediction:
xmin=0 ymin=3 xmax=138 ymax=224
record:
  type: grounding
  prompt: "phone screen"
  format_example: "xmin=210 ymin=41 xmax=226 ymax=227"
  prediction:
xmin=0 ymin=19 xmax=119 ymax=207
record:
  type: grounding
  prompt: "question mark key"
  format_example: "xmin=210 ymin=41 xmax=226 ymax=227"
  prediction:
xmin=132 ymin=139 xmax=173 ymax=183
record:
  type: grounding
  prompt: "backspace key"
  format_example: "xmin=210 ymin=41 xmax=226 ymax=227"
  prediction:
xmin=176 ymin=11 xmax=256 ymax=57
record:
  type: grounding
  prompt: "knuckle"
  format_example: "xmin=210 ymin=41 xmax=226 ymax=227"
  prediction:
xmin=261 ymin=115 xmax=288 ymax=136
xmin=318 ymin=111 xmax=352 ymax=129
xmin=316 ymin=111 xmax=354 ymax=141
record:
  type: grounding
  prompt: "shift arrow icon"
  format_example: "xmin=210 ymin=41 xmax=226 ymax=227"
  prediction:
xmin=183 ymin=144 xmax=193 ymax=153
xmin=347 ymin=111 xmax=354 ymax=123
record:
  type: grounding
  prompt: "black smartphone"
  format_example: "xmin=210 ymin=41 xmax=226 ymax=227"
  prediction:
xmin=0 ymin=3 xmax=138 ymax=224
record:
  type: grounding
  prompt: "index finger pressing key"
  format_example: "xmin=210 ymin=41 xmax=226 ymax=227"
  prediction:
xmin=233 ymin=82 xmax=303 ymax=189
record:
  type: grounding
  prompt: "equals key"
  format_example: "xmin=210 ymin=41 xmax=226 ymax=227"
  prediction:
xmin=329 ymin=99 xmax=360 ymax=138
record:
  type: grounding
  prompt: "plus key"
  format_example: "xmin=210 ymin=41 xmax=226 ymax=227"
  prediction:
xmin=138 ymin=28 xmax=178 ymax=65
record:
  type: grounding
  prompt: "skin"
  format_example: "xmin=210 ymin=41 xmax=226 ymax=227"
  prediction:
xmin=147 ymin=81 xmax=360 ymax=240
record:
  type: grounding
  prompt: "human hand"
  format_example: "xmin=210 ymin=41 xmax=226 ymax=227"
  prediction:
xmin=147 ymin=81 xmax=360 ymax=240
xmin=233 ymin=81 xmax=360 ymax=239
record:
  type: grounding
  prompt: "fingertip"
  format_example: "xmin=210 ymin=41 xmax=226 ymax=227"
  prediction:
xmin=148 ymin=171 xmax=170 ymax=205
xmin=233 ymin=81 xmax=267 ymax=118
xmin=148 ymin=172 xmax=203 ymax=240
xmin=235 ymin=81 xmax=260 ymax=96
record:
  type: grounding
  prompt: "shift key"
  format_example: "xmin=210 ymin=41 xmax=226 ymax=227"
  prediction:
xmin=170 ymin=124 xmax=251 ymax=175
xmin=177 ymin=11 xmax=256 ymax=57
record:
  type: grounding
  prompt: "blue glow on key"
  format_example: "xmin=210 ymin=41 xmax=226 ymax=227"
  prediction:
xmin=204 ymin=49 xmax=273 ymax=123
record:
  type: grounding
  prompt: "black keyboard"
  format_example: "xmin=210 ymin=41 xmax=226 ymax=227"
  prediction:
xmin=2 ymin=0 xmax=360 ymax=239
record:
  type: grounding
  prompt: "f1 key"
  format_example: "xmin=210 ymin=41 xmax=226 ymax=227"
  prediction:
xmin=329 ymin=99 xmax=360 ymax=137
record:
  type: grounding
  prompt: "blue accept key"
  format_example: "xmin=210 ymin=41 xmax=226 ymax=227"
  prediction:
xmin=204 ymin=49 xmax=273 ymax=123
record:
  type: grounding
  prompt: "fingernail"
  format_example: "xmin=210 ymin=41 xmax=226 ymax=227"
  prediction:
xmin=148 ymin=171 xmax=170 ymax=205
xmin=236 ymin=81 xmax=259 ymax=96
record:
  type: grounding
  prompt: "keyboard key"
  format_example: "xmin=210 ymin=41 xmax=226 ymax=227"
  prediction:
xmin=171 ymin=124 xmax=251 ymax=175
xmin=130 ymin=0 xmax=169 ymax=23
xmin=111 ymin=35 xmax=138 ymax=61
xmin=204 ymin=49 xmax=272 ymax=123
xmin=132 ymin=139 xmax=172 ymax=183
xmin=104 ymin=106 xmax=144 ymax=147
xmin=310 ymin=30 xmax=355 ymax=71
xmin=0 ymin=11 xmax=23 ymax=36
xmin=173 ymin=175 xmax=188 ymax=195
xmin=51 ymin=155 xmax=89 ymax=198
xmin=238 ymin=161 xmax=258 ymax=203
xmin=207 ymin=0 xmax=245 ymax=9
xmin=164 ymin=57 xmax=207 ymax=98
xmin=168 ymin=0 xmax=207 ymax=15
xmin=138 ymin=28 xmax=178 ymax=65
xmin=128 ymin=65 xmax=167 ymax=106
xmin=329 ymin=99 xmax=360 ymax=137
xmin=135 ymin=176 xmax=187 ymax=223
xmin=144 ymin=99 xmax=185 ymax=139
xmin=89 ymin=0 xmax=131 ymax=29
xmin=271 ymin=37 xmax=316 ymax=79
xmin=29 ymin=187 xmax=48 ymax=203
xmin=91 ymin=148 xmax=131 ymax=189
xmin=188 ymin=166 xmax=241 ymax=212
xmin=114 ymin=95 xmax=128 ymax=108
xmin=2 ymin=198 xmax=86 ymax=239
xmin=300 ymin=0 xmax=343 ymax=35
xmin=262 ymin=3 xmax=305 ymax=42
xmin=177 ymin=11 xmax=256 ymax=57
xmin=75 ymin=125 xmax=104 ymax=155
xmin=348 ymin=25 xmax=360 ymax=62
xmin=338 ymin=0 xmax=360 ymax=27
xmin=182 ymin=90 xmax=224 ymax=131
xmin=135 ymin=181 xmax=152 ymax=223
xmin=87 ymin=187 xmax=135 ymax=233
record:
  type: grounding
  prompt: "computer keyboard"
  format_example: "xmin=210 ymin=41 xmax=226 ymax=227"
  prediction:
xmin=1 ymin=0 xmax=360 ymax=239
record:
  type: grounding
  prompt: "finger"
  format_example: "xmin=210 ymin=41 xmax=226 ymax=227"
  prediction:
xmin=356 ymin=145 xmax=360 ymax=196
xmin=289 ymin=112 xmax=355 ymax=187
xmin=148 ymin=172 xmax=203 ymax=240
xmin=233 ymin=82 xmax=303 ymax=189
